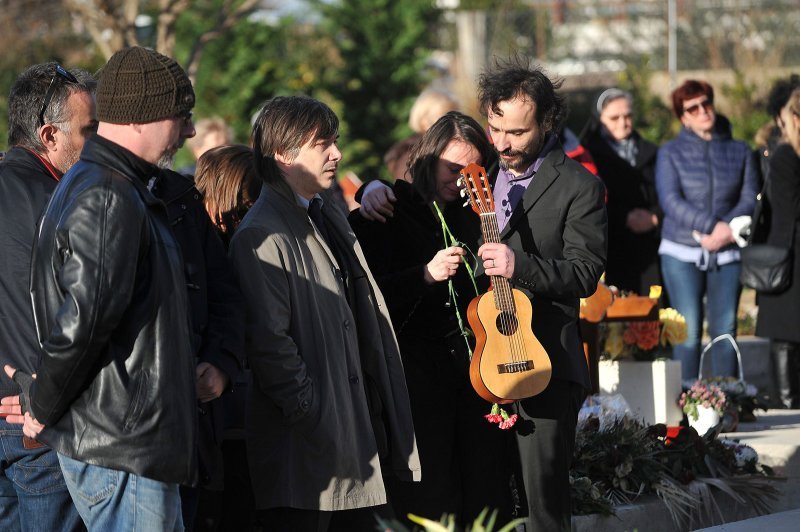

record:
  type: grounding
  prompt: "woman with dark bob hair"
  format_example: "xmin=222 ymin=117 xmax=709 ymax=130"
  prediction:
xmin=656 ymin=80 xmax=759 ymax=384
xmin=349 ymin=111 xmax=522 ymax=527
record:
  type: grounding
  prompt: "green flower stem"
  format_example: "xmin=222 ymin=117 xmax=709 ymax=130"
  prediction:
xmin=432 ymin=201 xmax=479 ymax=360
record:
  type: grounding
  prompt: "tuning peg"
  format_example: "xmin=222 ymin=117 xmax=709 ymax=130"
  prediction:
xmin=462 ymin=199 xmax=470 ymax=208
xmin=459 ymin=188 xmax=467 ymax=198
xmin=456 ymin=177 xmax=464 ymax=187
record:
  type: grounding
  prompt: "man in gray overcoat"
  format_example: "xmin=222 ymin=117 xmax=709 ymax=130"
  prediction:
xmin=228 ymin=95 xmax=420 ymax=531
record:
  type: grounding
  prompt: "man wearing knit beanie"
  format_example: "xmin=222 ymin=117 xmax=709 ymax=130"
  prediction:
xmin=6 ymin=46 xmax=199 ymax=531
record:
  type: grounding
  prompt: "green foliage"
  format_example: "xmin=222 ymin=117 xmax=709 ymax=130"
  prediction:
xmin=616 ymin=56 xmax=674 ymax=145
xmin=311 ymin=0 xmax=441 ymax=180
xmin=720 ymin=71 xmax=772 ymax=147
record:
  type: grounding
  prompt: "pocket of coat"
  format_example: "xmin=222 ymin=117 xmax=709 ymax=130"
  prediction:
xmin=122 ymin=371 xmax=150 ymax=432
xmin=291 ymin=385 xmax=322 ymax=433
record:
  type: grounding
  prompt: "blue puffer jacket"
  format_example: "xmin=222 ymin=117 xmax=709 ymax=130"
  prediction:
xmin=656 ymin=116 xmax=759 ymax=247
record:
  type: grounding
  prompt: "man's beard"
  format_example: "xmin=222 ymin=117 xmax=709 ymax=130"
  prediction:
xmin=496 ymin=134 xmax=545 ymax=173
xmin=157 ymin=147 xmax=179 ymax=169
xmin=497 ymin=148 xmax=536 ymax=173
xmin=56 ymin=136 xmax=81 ymax=174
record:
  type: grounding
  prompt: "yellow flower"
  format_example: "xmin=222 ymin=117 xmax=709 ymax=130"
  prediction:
xmin=604 ymin=322 xmax=626 ymax=358
xmin=649 ymin=285 xmax=662 ymax=299
xmin=659 ymin=307 xmax=688 ymax=346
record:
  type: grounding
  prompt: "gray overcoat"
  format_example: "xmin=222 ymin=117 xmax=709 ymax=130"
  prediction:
xmin=229 ymin=179 xmax=420 ymax=511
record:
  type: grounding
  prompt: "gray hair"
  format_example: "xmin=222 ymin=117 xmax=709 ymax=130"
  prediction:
xmin=7 ymin=62 xmax=95 ymax=151
xmin=596 ymin=88 xmax=633 ymax=116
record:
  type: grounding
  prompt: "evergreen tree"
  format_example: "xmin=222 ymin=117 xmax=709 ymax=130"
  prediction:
xmin=313 ymin=0 xmax=441 ymax=180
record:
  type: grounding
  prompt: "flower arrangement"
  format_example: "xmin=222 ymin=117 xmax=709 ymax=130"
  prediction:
xmin=602 ymin=307 xmax=688 ymax=362
xmin=678 ymin=381 xmax=727 ymax=421
xmin=571 ymin=410 xmax=778 ymax=526
xmin=702 ymin=376 xmax=767 ymax=422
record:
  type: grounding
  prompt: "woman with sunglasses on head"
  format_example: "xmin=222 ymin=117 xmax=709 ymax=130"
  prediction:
xmin=656 ymin=80 xmax=759 ymax=385
xmin=580 ymin=88 xmax=662 ymax=296
xmin=349 ymin=111 xmax=522 ymax=528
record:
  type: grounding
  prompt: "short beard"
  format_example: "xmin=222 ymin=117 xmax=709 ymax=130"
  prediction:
xmin=157 ymin=151 xmax=176 ymax=169
xmin=497 ymin=133 xmax=546 ymax=173
xmin=56 ymin=135 xmax=81 ymax=175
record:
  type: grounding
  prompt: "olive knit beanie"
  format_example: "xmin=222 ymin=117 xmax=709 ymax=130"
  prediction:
xmin=96 ymin=46 xmax=195 ymax=124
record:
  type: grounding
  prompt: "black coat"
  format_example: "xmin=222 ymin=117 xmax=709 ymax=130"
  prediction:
xmin=0 ymin=147 xmax=59 ymax=397
xmin=582 ymin=123 xmax=661 ymax=295
xmin=155 ymin=169 xmax=245 ymax=489
xmin=498 ymin=146 xmax=607 ymax=390
xmin=350 ymin=180 xmax=485 ymax=356
xmin=349 ymin=181 xmax=519 ymax=524
xmin=756 ymin=144 xmax=800 ymax=342
xmin=28 ymin=135 xmax=198 ymax=484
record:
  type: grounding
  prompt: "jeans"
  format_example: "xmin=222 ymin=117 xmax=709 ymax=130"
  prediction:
xmin=0 ymin=418 xmax=83 ymax=532
xmin=58 ymin=453 xmax=183 ymax=532
xmin=660 ymin=254 xmax=741 ymax=382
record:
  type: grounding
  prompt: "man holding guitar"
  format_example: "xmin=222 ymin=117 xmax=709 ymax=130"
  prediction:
xmin=359 ymin=58 xmax=607 ymax=530
xmin=476 ymin=58 xmax=607 ymax=531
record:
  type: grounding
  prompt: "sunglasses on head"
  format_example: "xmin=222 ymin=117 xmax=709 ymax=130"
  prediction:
xmin=38 ymin=65 xmax=79 ymax=127
xmin=683 ymin=99 xmax=714 ymax=117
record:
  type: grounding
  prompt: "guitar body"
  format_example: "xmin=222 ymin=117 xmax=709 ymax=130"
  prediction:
xmin=467 ymin=287 xmax=552 ymax=403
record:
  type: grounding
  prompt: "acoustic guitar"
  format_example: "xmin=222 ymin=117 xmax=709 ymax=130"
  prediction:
xmin=458 ymin=163 xmax=552 ymax=404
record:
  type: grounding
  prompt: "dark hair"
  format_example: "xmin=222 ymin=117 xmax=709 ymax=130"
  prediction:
xmin=766 ymin=74 xmax=800 ymax=121
xmin=670 ymin=79 xmax=714 ymax=118
xmin=195 ymin=144 xmax=261 ymax=240
xmin=7 ymin=62 xmax=95 ymax=150
xmin=251 ymin=95 xmax=339 ymax=183
xmin=477 ymin=56 xmax=565 ymax=134
xmin=408 ymin=111 xmax=497 ymax=203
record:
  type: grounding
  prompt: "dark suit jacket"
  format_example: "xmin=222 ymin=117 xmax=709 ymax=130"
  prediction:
xmin=496 ymin=146 xmax=607 ymax=390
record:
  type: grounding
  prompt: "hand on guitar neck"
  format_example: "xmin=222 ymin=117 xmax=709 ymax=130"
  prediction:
xmin=478 ymin=242 xmax=515 ymax=279
xmin=458 ymin=162 xmax=552 ymax=403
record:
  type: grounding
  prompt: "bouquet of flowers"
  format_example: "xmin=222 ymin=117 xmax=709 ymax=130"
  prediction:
xmin=602 ymin=307 xmax=688 ymax=362
xmin=694 ymin=376 xmax=767 ymax=423
xmin=678 ymin=381 xmax=727 ymax=422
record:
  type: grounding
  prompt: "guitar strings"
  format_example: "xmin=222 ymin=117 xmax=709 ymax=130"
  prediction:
xmin=470 ymin=168 xmax=529 ymax=371
xmin=483 ymin=212 xmax=527 ymax=366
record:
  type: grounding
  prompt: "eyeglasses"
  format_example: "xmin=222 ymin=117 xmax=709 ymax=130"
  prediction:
xmin=38 ymin=65 xmax=79 ymax=127
xmin=683 ymin=99 xmax=714 ymax=117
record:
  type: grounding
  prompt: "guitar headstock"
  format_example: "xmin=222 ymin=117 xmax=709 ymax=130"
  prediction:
xmin=458 ymin=163 xmax=494 ymax=216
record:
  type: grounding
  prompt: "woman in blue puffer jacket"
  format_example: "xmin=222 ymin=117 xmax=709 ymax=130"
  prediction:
xmin=656 ymin=79 xmax=759 ymax=384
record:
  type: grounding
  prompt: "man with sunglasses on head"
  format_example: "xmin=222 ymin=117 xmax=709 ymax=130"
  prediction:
xmin=0 ymin=61 xmax=96 ymax=532
xmin=656 ymin=79 xmax=758 ymax=385
xmin=3 ymin=47 xmax=201 ymax=531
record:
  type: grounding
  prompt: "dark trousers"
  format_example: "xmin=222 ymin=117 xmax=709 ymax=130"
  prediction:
xmin=516 ymin=379 xmax=586 ymax=532
xmin=257 ymin=505 xmax=390 ymax=532
xmin=386 ymin=341 xmax=521 ymax=528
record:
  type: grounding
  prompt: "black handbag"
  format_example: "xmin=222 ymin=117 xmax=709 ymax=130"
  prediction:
xmin=739 ymin=175 xmax=793 ymax=293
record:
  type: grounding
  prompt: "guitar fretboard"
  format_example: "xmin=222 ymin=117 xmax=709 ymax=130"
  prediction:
xmin=480 ymin=211 xmax=517 ymax=313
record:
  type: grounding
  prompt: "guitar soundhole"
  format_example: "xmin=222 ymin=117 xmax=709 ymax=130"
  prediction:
xmin=495 ymin=312 xmax=519 ymax=336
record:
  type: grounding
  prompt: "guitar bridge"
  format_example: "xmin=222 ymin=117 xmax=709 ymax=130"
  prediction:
xmin=497 ymin=360 xmax=534 ymax=374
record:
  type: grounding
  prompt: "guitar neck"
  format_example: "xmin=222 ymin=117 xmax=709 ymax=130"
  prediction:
xmin=480 ymin=211 xmax=516 ymax=312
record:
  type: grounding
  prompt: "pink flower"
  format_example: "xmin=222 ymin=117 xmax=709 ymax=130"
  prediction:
xmin=499 ymin=414 xmax=518 ymax=430
xmin=484 ymin=414 xmax=503 ymax=424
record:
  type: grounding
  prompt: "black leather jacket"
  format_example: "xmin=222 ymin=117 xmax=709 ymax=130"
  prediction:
xmin=28 ymin=135 xmax=198 ymax=485
xmin=0 ymin=147 xmax=59 ymax=398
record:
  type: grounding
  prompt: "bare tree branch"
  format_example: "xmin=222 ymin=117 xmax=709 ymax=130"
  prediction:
xmin=184 ymin=0 xmax=260 ymax=82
